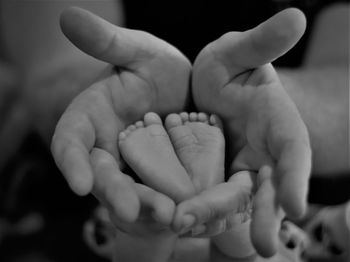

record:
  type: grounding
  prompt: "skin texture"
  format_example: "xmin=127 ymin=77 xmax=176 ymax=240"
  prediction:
xmin=192 ymin=8 xmax=311 ymax=256
xmin=118 ymin=112 xmax=195 ymax=203
xmin=51 ymin=7 xmax=192 ymax=222
xmin=90 ymin=148 xmax=178 ymax=262
xmin=115 ymin=111 xmax=226 ymax=261
xmin=164 ymin=112 xmax=226 ymax=192
xmin=51 ymin=7 xmax=311 ymax=258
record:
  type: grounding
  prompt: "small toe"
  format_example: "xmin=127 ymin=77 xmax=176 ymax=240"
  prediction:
xmin=124 ymin=129 xmax=131 ymax=136
xmin=144 ymin=112 xmax=162 ymax=126
xmin=179 ymin=112 xmax=189 ymax=122
xmin=127 ymin=124 xmax=136 ymax=132
xmin=165 ymin=113 xmax=183 ymax=130
xmin=209 ymin=114 xmax=223 ymax=130
xmin=198 ymin=112 xmax=209 ymax=123
xmin=189 ymin=112 xmax=198 ymax=122
xmin=135 ymin=121 xmax=144 ymax=128
xmin=118 ymin=131 xmax=127 ymax=141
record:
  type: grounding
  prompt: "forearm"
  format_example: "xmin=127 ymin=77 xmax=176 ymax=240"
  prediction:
xmin=278 ymin=66 xmax=349 ymax=176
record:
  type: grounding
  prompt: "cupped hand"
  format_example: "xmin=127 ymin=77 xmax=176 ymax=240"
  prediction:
xmin=51 ymin=7 xmax=192 ymax=223
xmin=192 ymin=8 xmax=312 ymax=256
xmin=90 ymin=149 xmax=177 ymax=262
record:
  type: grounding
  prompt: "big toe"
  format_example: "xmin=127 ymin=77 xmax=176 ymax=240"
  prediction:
xmin=165 ymin=113 xmax=183 ymax=130
xmin=144 ymin=112 xmax=163 ymax=126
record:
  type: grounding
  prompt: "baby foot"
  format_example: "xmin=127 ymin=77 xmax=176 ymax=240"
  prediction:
xmin=119 ymin=112 xmax=195 ymax=203
xmin=165 ymin=112 xmax=225 ymax=192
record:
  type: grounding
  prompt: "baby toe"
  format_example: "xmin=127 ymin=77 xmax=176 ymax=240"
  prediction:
xmin=189 ymin=112 xmax=198 ymax=122
xmin=179 ymin=112 xmax=189 ymax=122
xmin=127 ymin=124 xmax=137 ymax=132
xmin=165 ymin=113 xmax=183 ymax=130
xmin=198 ymin=112 xmax=209 ymax=123
xmin=118 ymin=131 xmax=128 ymax=140
xmin=135 ymin=120 xmax=144 ymax=128
xmin=144 ymin=112 xmax=162 ymax=126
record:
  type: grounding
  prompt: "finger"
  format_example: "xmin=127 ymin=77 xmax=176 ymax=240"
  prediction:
xmin=276 ymin=140 xmax=312 ymax=218
xmin=251 ymin=166 xmax=285 ymax=258
xmin=90 ymin=148 xmax=140 ymax=223
xmin=209 ymin=8 xmax=306 ymax=77
xmin=51 ymin=109 xmax=95 ymax=195
xmin=173 ymin=171 xmax=256 ymax=234
xmin=60 ymin=7 xmax=177 ymax=68
xmin=79 ymin=86 xmax=122 ymax=162
xmin=136 ymin=184 xmax=176 ymax=227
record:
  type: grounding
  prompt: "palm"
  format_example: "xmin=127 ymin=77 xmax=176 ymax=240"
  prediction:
xmin=63 ymin=48 xmax=191 ymax=161
xmin=194 ymin=47 xmax=309 ymax=173
xmin=52 ymin=7 xmax=191 ymax=222
xmin=192 ymin=9 xmax=312 ymax=256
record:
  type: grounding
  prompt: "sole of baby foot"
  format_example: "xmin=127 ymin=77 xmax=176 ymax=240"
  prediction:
xmin=119 ymin=112 xmax=195 ymax=203
xmin=165 ymin=112 xmax=225 ymax=192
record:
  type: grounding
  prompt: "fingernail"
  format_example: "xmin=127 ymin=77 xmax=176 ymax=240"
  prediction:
xmin=191 ymin=224 xmax=206 ymax=237
xmin=178 ymin=214 xmax=196 ymax=234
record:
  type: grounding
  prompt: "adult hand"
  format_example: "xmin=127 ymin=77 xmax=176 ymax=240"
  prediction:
xmin=192 ymin=8 xmax=311 ymax=256
xmin=51 ymin=7 xmax=192 ymax=223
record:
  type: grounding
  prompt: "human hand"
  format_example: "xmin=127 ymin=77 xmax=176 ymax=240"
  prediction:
xmin=173 ymin=171 xmax=257 ymax=257
xmin=51 ymin=7 xmax=192 ymax=223
xmin=86 ymin=149 xmax=178 ymax=262
xmin=192 ymin=8 xmax=311 ymax=256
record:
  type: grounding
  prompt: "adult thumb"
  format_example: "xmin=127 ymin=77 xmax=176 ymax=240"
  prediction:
xmin=209 ymin=8 xmax=306 ymax=77
xmin=60 ymin=7 xmax=169 ymax=68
